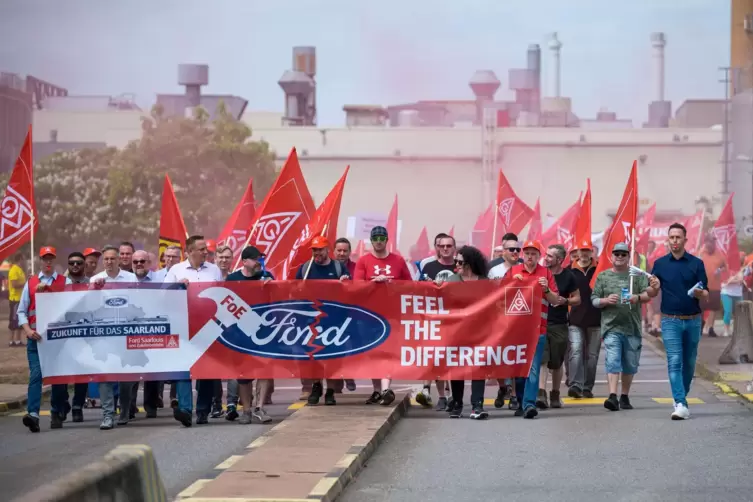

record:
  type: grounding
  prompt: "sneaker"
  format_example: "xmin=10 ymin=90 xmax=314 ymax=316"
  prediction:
xmin=226 ymin=405 xmax=239 ymax=421
xmin=536 ymin=389 xmax=549 ymax=410
xmin=708 ymin=327 xmax=718 ymax=338
xmin=523 ymin=406 xmax=538 ymax=419
xmin=514 ymin=408 xmax=525 ymax=417
xmin=170 ymin=399 xmax=179 ymax=409
xmin=22 ymin=414 xmax=40 ymax=433
xmin=72 ymin=408 xmax=84 ymax=423
xmin=239 ymin=412 xmax=253 ymax=425
xmin=508 ymin=396 xmax=519 ymax=410
xmin=619 ymin=394 xmax=633 ymax=410
xmin=583 ymin=389 xmax=594 ymax=399
xmin=415 ymin=387 xmax=432 ymax=408
xmin=494 ymin=387 xmax=506 ymax=409
xmin=365 ymin=391 xmax=382 ymax=404
xmin=173 ymin=408 xmax=192 ymax=427
xmin=324 ymin=388 xmax=336 ymax=406
xmin=117 ymin=417 xmax=129 ymax=426
xmin=61 ymin=402 xmax=71 ymax=422
xmin=671 ymin=403 xmax=690 ymax=420
xmin=99 ymin=416 xmax=114 ymax=430
xmin=435 ymin=396 xmax=448 ymax=411
xmin=196 ymin=412 xmax=209 ymax=425
xmin=210 ymin=406 xmax=225 ymax=419
xmin=470 ymin=407 xmax=489 ymax=420
xmin=50 ymin=412 xmax=63 ymax=429
xmin=380 ymin=389 xmax=396 ymax=406
xmin=568 ymin=387 xmax=583 ymax=399
xmin=253 ymin=407 xmax=272 ymax=424
xmin=449 ymin=405 xmax=463 ymax=418
xmin=604 ymin=393 xmax=619 ymax=411
xmin=549 ymin=390 xmax=563 ymax=409
xmin=345 ymin=379 xmax=357 ymax=392
xmin=308 ymin=382 xmax=323 ymax=405
xmin=445 ymin=398 xmax=456 ymax=413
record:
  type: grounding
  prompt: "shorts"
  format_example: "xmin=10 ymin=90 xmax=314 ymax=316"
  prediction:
xmin=8 ymin=301 xmax=19 ymax=330
xmin=701 ymin=290 xmax=721 ymax=312
xmin=603 ymin=332 xmax=641 ymax=375
xmin=541 ymin=323 xmax=568 ymax=370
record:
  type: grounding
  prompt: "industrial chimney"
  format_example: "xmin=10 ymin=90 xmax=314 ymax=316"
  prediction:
xmin=527 ymin=44 xmax=542 ymax=114
xmin=548 ymin=33 xmax=563 ymax=98
xmin=178 ymin=64 xmax=209 ymax=118
xmin=650 ymin=32 xmax=666 ymax=102
xmin=278 ymin=46 xmax=317 ymax=126
xmin=469 ymin=70 xmax=501 ymax=125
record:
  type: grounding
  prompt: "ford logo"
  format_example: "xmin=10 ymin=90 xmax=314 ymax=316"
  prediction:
xmin=217 ymin=300 xmax=390 ymax=360
xmin=104 ymin=297 xmax=128 ymax=307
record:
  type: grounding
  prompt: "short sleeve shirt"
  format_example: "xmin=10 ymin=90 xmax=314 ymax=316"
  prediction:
xmin=8 ymin=264 xmax=25 ymax=302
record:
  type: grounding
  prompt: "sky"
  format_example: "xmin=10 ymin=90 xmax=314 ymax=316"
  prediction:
xmin=0 ymin=0 xmax=730 ymax=127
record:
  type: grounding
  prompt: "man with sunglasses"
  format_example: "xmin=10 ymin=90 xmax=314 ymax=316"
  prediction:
xmin=63 ymin=252 xmax=91 ymax=422
xmin=355 ymin=226 xmax=412 ymax=406
xmin=592 ymin=242 xmax=659 ymax=411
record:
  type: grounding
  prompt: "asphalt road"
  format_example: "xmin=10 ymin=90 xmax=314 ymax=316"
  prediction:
xmin=342 ymin=341 xmax=753 ymax=502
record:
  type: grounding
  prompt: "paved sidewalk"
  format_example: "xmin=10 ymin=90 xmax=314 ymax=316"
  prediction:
xmin=0 ymin=383 xmax=39 ymax=414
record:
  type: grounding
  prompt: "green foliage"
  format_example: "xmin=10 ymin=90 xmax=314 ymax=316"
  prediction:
xmin=10 ymin=103 xmax=277 ymax=252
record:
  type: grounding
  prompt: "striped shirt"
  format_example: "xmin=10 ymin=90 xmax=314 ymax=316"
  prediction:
xmin=510 ymin=263 xmax=558 ymax=333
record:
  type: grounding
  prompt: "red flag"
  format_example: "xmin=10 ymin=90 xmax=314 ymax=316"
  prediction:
xmin=158 ymin=174 xmax=188 ymax=268
xmin=635 ymin=202 xmax=656 ymax=255
xmin=236 ymin=148 xmax=316 ymax=277
xmin=574 ymin=180 xmax=592 ymax=249
xmin=0 ymin=126 xmax=38 ymax=263
xmin=540 ymin=196 xmax=581 ymax=250
xmin=414 ymin=226 xmax=431 ymax=260
xmin=353 ymin=239 xmax=365 ymax=261
xmin=217 ymin=178 xmax=255 ymax=255
xmin=591 ymin=161 xmax=639 ymax=287
xmin=448 ymin=225 xmax=455 ymax=238
xmin=281 ymin=167 xmax=349 ymax=279
xmin=527 ymin=198 xmax=542 ymax=241
xmin=684 ymin=209 xmax=705 ymax=253
xmin=494 ymin=170 xmax=533 ymax=237
xmin=386 ymin=195 xmax=399 ymax=254
xmin=712 ymin=194 xmax=740 ymax=277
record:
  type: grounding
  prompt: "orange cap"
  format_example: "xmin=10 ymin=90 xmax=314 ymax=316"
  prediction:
xmin=522 ymin=240 xmax=542 ymax=253
xmin=206 ymin=239 xmax=217 ymax=253
xmin=39 ymin=246 xmax=56 ymax=258
xmin=83 ymin=247 xmax=101 ymax=257
xmin=577 ymin=239 xmax=593 ymax=250
xmin=309 ymin=236 xmax=329 ymax=249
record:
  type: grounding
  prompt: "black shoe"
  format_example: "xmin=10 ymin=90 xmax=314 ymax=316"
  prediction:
xmin=619 ymin=394 xmax=633 ymax=410
xmin=583 ymin=390 xmax=594 ymax=399
xmin=196 ymin=412 xmax=209 ymax=425
xmin=61 ymin=402 xmax=71 ymax=422
xmin=536 ymin=389 xmax=549 ymax=410
xmin=523 ymin=406 xmax=538 ymax=419
xmin=210 ymin=406 xmax=225 ymax=418
xmin=225 ymin=405 xmax=239 ymax=421
xmin=365 ymin=391 xmax=382 ymax=404
xmin=708 ymin=328 xmax=718 ymax=338
xmin=170 ymin=399 xmax=179 ymax=409
xmin=345 ymin=379 xmax=357 ymax=392
xmin=568 ymin=387 xmax=583 ymax=399
xmin=22 ymin=414 xmax=40 ymax=433
xmin=173 ymin=409 xmax=192 ymax=427
xmin=308 ymin=382 xmax=323 ymax=405
xmin=380 ymin=389 xmax=396 ymax=406
xmin=514 ymin=408 xmax=525 ymax=417
xmin=72 ymin=408 xmax=84 ymax=423
xmin=508 ymin=396 xmax=519 ymax=410
xmin=470 ymin=406 xmax=489 ymax=420
xmin=146 ymin=410 xmax=157 ymax=419
xmin=324 ymin=388 xmax=336 ymax=406
xmin=129 ymin=404 xmax=137 ymax=420
xmin=445 ymin=398 xmax=456 ymax=413
xmin=494 ymin=388 xmax=506 ymax=409
xmin=604 ymin=393 xmax=619 ymax=411
xmin=157 ymin=397 xmax=164 ymax=409
xmin=549 ymin=390 xmax=563 ymax=409
xmin=50 ymin=412 xmax=63 ymax=429
xmin=449 ymin=405 xmax=463 ymax=418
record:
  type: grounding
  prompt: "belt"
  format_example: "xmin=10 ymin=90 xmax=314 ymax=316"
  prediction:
xmin=662 ymin=313 xmax=701 ymax=320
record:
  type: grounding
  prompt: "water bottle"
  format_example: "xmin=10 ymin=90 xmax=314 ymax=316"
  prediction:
xmin=687 ymin=281 xmax=703 ymax=297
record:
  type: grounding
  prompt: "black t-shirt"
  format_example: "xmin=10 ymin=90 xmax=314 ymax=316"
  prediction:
xmin=226 ymin=270 xmax=274 ymax=281
xmin=295 ymin=260 xmax=350 ymax=280
xmin=548 ymin=268 xmax=577 ymax=325
xmin=422 ymin=260 xmax=455 ymax=281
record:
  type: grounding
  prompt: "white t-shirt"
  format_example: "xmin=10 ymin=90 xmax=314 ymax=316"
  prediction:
xmin=91 ymin=270 xmax=138 ymax=283
xmin=164 ymin=260 xmax=223 ymax=283
xmin=488 ymin=261 xmax=511 ymax=280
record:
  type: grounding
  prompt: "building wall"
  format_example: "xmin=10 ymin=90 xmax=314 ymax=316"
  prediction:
xmin=33 ymin=110 xmax=146 ymax=148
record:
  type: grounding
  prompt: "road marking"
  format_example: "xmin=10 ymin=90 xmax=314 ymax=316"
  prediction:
xmin=214 ymin=455 xmax=244 ymax=470
xmin=175 ymin=478 xmax=212 ymax=498
xmin=247 ymin=435 xmax=271 ymax=449
xmin=714 ymin=382 xmax=738 ymax=395
xmin=652 ymin=398 xmax=704 ymax=404
xmin=287 ymin=402 xmax=306 ymax=410
xmin=743 ymin=393 xmax=753 ymax=401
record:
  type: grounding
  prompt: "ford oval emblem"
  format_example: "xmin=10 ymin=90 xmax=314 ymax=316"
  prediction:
xmin=104 ymin=297 xmax=128 ymax=307
xmin=217 ymin=300 xmax=390 ymax=360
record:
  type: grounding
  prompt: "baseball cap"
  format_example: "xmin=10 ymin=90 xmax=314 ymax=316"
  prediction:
xmin=39 ymin=246 xmax=56 ymax=258
xmin=371 ymin=226 xmax=388 ymax=239
xmin=241 ymin=246 xmax=265 ymax=261
xmin=83 ymin=247 xmax=101 ymax=257
xmin=206 ymin=239 xmax=217 ymax=253
xmin=522 ymin=240 xmax=542 ymax=253
xmin=577 ymin=239 xmax=593 ymax=250
xmin=612 ymin=242 xmax=630 ymax=253
xmin=309 ymin=236 xmax=329 ymax=249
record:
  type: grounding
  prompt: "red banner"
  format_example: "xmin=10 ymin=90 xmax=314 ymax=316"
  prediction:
xmin=187 ymin=276 xmax=542 ymax=380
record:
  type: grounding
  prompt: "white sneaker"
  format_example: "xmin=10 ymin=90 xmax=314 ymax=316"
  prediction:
xmin=671 ymin=403 xmax=690 ymax=420
xmin=415 ymin=388 xmax=432 ymax=408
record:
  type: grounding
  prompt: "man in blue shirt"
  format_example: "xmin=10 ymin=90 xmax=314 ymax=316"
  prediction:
xmin=651 ymin=222 xmax=709 ymax=420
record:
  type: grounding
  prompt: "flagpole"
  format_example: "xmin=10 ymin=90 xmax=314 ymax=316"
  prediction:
xmin=29 ymin=211 xmax=35 ymax=277
xmin=232 ymin=220 xmax=261 ymax=271
xmin=629 ymin=227 xmax=636 ymax=298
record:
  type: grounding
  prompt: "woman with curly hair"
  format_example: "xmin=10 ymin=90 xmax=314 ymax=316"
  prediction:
xmin=442 ymin=245 xmax=490 ymax=420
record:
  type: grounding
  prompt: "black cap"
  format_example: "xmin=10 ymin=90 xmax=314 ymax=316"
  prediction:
xmin=241 ymin=246 xmax=265 ymax=261
xmin=371 ymin=226 xmax=388 ymax=239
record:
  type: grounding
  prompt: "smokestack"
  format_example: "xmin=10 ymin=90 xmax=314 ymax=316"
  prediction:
xmin=526 ymin=44 xmax=541 ymax=114
xmin=178 ymin=64 xmax=209 ymax=117
xmin=650 ymin=32 xmax=666 ymax=102
xmin=548 ymin=33 xmax=563 ymax=98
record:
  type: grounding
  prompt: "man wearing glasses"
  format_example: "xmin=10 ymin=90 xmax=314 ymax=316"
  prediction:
xmin=64 ymin=252 xmax=91 ymax=422
xmin=354 ymin=226 xmax=412 ymax=406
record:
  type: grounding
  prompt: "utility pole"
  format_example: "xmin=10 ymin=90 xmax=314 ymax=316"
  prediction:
xmin=719 ymin=66 xmax=732 ymax=205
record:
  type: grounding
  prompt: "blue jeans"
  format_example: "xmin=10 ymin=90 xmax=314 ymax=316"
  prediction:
xmin=514 ymin=334 xmax=546 ymax=411
xmin=177 ymin=379 xmax=215 ymax=414
xmin=661 ymin=316 xmax=702 ymax=406
xmin=26 ymin=340 xmax=67 ymax=416
xmin=721 ymin=294 xmax=741 ymax=325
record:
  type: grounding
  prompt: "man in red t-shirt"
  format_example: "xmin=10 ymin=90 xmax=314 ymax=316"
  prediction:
xmin=509 ymin=240 xmax=560 ymax=419
xmin=354 ymin=226 xmax=412 ymax=406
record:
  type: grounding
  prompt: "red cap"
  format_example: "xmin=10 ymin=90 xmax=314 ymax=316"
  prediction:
xmin=39 ymin=246 xmax=56 ymax=258
xmin=521 ymin=240 xmax=542 ymax=253
xmin=83 ymin=247 xmax=101 ymax=257
xmin=206 ymin=239 xmax=217 ymax=253
xmin=309 ymin=236 xmax=330 ymax=249
xmin=577 ymin=239 xmax=593 ymax=250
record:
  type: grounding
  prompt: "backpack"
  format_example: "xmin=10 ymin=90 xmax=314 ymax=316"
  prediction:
xmin=303 ymin=259 xmax=343 ymax=280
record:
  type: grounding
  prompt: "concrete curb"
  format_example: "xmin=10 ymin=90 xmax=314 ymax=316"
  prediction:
xmin=0 ymin=385 xmax=51 ymax=416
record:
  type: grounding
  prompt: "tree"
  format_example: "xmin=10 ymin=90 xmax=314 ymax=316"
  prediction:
xmin=4 ymin=102 xmax=278 ymax=253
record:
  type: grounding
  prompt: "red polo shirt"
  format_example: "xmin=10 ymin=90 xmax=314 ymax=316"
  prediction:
xmin=511 ymin=263 xmax=558 ymax=333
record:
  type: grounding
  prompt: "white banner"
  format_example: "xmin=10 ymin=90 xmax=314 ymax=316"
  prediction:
xmin=36 ymin=288 xmax=192 ymax=381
